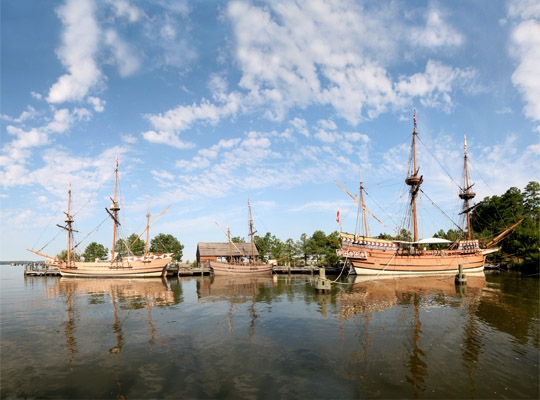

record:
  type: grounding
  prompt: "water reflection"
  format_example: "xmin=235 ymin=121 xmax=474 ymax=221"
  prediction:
xmin=1 ymin=267 xmax=538 ymax=399
xmin=198 ymin=275 xmax=275 ymax=338
xmin=53 ymin=278 xmax=175 ymax=398
xmin=338 ymin=273 xmax=488 ymax=397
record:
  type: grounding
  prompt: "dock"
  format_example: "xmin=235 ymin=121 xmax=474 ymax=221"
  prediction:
xmin=24 ymin=265 xmax=61 ymax=276
xmin=272 ymin=266 xmax=319 ymax=274
xmin=166 ymin=264 xmax=211 ymax=277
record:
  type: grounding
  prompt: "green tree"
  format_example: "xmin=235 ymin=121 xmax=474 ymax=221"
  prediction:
xmin=284 ymin=238 xmax=298 ymax=266
xmin=523 ymin=181 xmax=540 ymax=222
xmin=472 ymin=182 xmax=539 ymax=274
xmin=395 ymin=229 xmax=412 ymax=242
xmin=81 ymin=242 xmax=108 ymax=261
xmin=254 ymin=232 xmax=273 ymax=262
xmin=231 ymin=236 xmax=245 ymax=243
xmin=57 ymin=249 xmax=80 ymax=262
xmin=115 ymin=233 xmax=145 ymax=259
xmin=270 ymin=236 xmax=285 ymax=261
xmin=306 ymin=230 xmax=326 ymax=265
xmin=325 ymin=230 xmax=341 ymax=267
xmin=297 ymin=233 xmax=309 ymax=265
xmin=150 ymin=233 xmax=184 ymax=262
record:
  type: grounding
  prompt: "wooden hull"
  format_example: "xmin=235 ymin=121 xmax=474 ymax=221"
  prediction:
xmin=48 ymin=254 xmax=173 ymax=278
xmin=346 ymin=248 xmax=485 ymax=275
xmin=210 ymin=261 xmax=273 ymax=276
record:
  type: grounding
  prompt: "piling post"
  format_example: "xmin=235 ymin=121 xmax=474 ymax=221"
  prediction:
xmin=315 ymin=267 xmax=332 ymax=291
xmin=455 ymin=263 xmax=467 ymax=285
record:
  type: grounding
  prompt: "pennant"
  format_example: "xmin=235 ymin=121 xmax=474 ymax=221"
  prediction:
xmin=336 ymin=209 xmax=340 ymax=223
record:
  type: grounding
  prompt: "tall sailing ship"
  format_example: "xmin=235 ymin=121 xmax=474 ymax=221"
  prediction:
xmin=337 ymin=111 xmax=521 ymax=276
xmin=28 ymin=159 xmax=173 ymax=278
xmin=210 ymin=199 xmax=273 ymax=276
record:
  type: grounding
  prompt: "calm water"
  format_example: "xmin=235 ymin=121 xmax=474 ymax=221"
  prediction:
xmin=1 ymin=265 xmax=538 ymax=400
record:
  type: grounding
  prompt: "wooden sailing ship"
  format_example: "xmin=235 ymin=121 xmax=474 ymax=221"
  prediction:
xmin=337 ymin=111 xmax=521 ymax=276
xmin=210 ymin=199 xmax=273 ymax=276
xmin=27 ymin=159 xmax=173 ymax=278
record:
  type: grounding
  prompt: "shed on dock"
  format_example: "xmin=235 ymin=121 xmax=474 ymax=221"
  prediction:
xmin=196 ymin=242 xmax=259 ymax=264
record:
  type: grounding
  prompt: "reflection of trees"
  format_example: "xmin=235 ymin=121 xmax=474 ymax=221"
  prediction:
xmin=199 ymin=276 xmax=270 ymax=340
xmin=54 ymin=278 xmax=174 ymax=400
xmin=477 ymin=273 xmax=540 ymax=348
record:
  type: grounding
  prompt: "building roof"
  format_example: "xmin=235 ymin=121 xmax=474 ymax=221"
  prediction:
xmin=197 ymin=242 xmax=259 ymax=257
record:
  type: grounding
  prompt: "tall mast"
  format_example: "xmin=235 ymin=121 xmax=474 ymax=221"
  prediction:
xmin=145 ymin=203 xmax=150 ymax=257
xmin=405 ymin=108 xmax=423 ymax=243
xmin=359 ymin=172 xmax=369 ymax=237
xmin=228 ymin=225 xmax=232 ymax=263
xmin=109 ymin=157 xmax=121 ymax=261
xmin=248 ymin=198 xmax=257 ymax=261
xmin=60 ymin=182 xmax=75 ymax=266
xmin=459 ymin=134 xmax=476 ymax=240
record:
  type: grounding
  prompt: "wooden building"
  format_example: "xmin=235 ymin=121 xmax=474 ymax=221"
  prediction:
xmin=196 ymin=242 xmax=259 ymax=264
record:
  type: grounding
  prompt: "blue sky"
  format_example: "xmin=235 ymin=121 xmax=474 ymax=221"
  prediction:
xmin=1 ymin=0 xmax=539 ymax=262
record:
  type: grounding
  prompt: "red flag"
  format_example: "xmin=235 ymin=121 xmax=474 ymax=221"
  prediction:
xmin=336 ymin=209 xmax=340 ymax=223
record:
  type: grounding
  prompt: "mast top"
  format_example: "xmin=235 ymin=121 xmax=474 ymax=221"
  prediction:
xmin=413 ymin=106 xmax=417 ymax=133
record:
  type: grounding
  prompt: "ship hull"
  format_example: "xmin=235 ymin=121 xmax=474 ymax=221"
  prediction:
xmin=48 ymin=254 xmax=173 ymax=278
xmin=210 ymin=261 xmax=273 ymax=276
xmin=346 ymin=248 xmax=485 ymax=276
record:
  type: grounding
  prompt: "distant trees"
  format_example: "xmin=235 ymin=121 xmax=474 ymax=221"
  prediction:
xmin=150 ymin=233 xmax=184 ymax=262
xmin=57 ymin=249 xmax=80 ymax=262
xmin=115 ymin=234 xmax=145 ymax=259
xmin=81 ymin=242 xmax=108 ymax=261
xmin=253 ymin=229 xmax=341 ymax=267
xmin=472 ymin=181 xmax=539 ymax=274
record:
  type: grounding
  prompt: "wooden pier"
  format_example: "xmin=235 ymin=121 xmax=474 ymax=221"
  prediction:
xmin=166 ymin=264 xmax=210 ymax=277
xmin=272 ymin=266 xmax=319 ymax=274
xmin=24 ymin=265 xmax=61 ymax=276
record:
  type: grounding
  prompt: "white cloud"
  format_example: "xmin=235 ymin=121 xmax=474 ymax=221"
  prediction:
xmin=395 ymin=60 xmax=476 ymax=111
xmin=47 ymin=0 xmax=102 ymax=103
xmin=290 ymin=117 xmax=309 ymax=137
xmin=141 ymin=130 xmax=196 ymax=149
xmin=0 ymin=106 xmax=39 ymax=123
xmin=87 ymin=96 xmax=106 ymax=112
xmin=507 ymin=0 xmax=540 ymax=19
xmin=509 ymin=17 xmax=540 ymax=125
xmin=143 ymin=0 xmax=473 ymax=139
xmin=104 ymin=29 xmax=141 ymax=77
xmin=110 ymin=0 xmax=144 ymax=23
xmin=410 ymin=8 xmax=464 ymax=48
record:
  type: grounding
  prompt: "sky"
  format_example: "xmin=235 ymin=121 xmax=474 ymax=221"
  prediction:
xmin=1 ymin=0 xmax=539 ymax=262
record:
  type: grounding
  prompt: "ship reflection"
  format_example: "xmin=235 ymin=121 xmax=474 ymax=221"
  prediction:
xmin=198 ymin=275 xmax=275 ymax=338
xmin=51 ymin=278 xmax=175 ymax=398
xmin=338 ymin=273 xmax=487 ymax=396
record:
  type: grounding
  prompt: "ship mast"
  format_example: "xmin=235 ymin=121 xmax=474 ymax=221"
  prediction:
xmin=145 ymin=203 xmax=150 ymax=257
xmin=108 ymin=157 xmax=121 ymax=262
xmin=459 ymin=134 xmax=476 ymax=240
xmin=248 ymin=198 xmax=257 ymax=263
xmin=57 ymin=182 xmax=76 ymax=266
xmin=359 ymin=173 xmax=369 ymax=237
xmin=405 ymin=108 xmax=423 ymax=243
